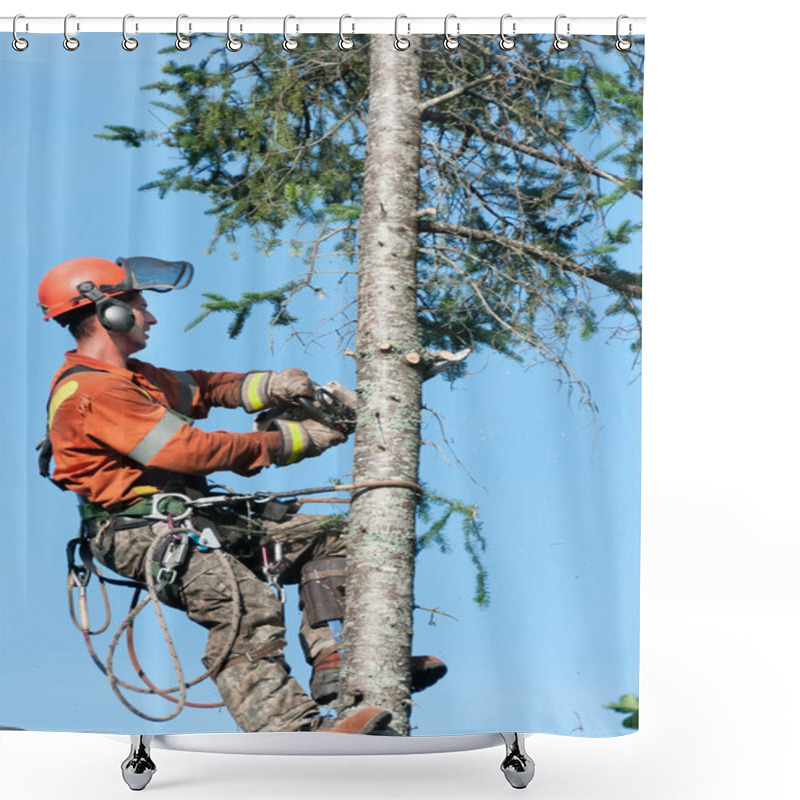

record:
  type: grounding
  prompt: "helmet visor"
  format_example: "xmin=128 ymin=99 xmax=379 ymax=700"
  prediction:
xmin=114 ymin=257 xmax=194 ymax=293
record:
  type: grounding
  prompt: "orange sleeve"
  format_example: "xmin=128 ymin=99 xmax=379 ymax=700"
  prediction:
xmin=132 ymin=360 xmax=246 ymax=419
xmin=184 ymin=369 xmax=247 ymax=410
xmin=83 ymin=382 xmax=282 ymax=476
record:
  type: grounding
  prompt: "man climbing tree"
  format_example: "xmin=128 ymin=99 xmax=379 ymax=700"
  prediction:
xmin=37 ymin=254 xmax=395 ymax=733
xmin=101 ymin=33 xmax=643 ymax=734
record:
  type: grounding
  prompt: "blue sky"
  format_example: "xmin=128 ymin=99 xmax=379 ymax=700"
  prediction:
xmin=0 ymin=34 xmax=640 ymax=737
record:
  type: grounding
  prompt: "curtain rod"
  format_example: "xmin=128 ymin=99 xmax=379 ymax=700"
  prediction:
xmin=1 ymin=16 xmax=646 ymax=36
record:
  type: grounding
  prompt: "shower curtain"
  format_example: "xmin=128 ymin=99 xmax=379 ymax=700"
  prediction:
xmin=0 ymin=27 xmax=643 ymax=739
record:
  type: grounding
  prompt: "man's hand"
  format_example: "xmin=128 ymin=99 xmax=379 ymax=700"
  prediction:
xmin=241 ymin=368 xmax=315 ymax=412
xmin=256 ymin=415 xmax=346 ymax=466
xmin=268 ymin=368 xmax=315 ymax=405
xmin=301 ymin=419 xmax=347 ymax=452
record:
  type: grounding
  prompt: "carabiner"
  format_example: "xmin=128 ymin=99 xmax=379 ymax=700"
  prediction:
xmin=69 ymin=565 xmax=90 ymax=589
xmin=12 ymin=15 xmax=29 ymax=51
xmin=394 ymin=15 xmax=411 ymax=51
xmin=122 ymin=14 xmax=138 ymax=51
xmin=146 ymin=493 xmax=193 ymax=522
xmin=283 ymin=15 xmax=299 ymax=51
xmin=63 ymin=13 xmax=80 ymax=51
xmin=175 ymin=14 xmax=191 ymax=51
xmin=499 ymin=14 xmax=516 ymax=51
xmin=338 ymin=15 xmax=355 ymax=51
xmin=616 ymin=15 xmax=633 ymax=52
xmin=553 ymin=14 xmax=570 ymax=51
xmin=443 ymin=14 xmax=460 ymax=51
xmin=154 ymin=533 xmax=191 ymax=589
xmin=226 ymin=15 xmax=243 ymax=52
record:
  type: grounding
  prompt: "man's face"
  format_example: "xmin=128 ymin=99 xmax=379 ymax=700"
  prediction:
xmin=111 ymin=292 xmax=157 ymax=355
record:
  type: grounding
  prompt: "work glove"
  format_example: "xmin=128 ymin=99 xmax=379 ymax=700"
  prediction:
xmin=241 ymin=368 xmax=315 ymax=412
xmin=255 ymin=414 xmax=347 ymax=466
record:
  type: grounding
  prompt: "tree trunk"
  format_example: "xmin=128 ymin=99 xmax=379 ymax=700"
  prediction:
xmin=340 ymin=35 xmax=422 ymax=735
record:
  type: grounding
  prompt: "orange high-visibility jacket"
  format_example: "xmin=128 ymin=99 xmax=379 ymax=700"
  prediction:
xmin=47 ymin=351 xmax=283 ymax=509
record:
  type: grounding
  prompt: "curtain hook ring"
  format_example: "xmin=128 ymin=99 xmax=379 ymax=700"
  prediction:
xmin=499 ymin=14 xmax=516 ymax=51
xmin=226 ymin=15 xmax=243 ymax=51
xmin=283 ymin=15 xmax=299 ymax=51
xmin=615 ymin=15 xmax=632 ymax=51
xmin=175 ymin=14 xmax=191 ymax=50
xmin=394 ymin=15 xmax=411 ymax=51
xmin=338 ymin=14 xmax=355 ymax=50
xmin=122 ymin=14 xmax=138 ymax=51
xmin=553 ymin=14 xmax=570 ymax=51
xmin=12 ymin=14 xmax=29 ymax=51
xmin=63 ymin=13 xmax=80 ymax=51
xmin=443 ymin=14 xmax=460 ymax=50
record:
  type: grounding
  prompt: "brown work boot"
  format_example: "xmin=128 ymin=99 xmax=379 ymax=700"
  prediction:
xmin=311 ymin=652 xmax=448 ymax=705
xmin=409 ymin=655 xmax=449 ymax=692
xmin=311 ymin=706 xmax=393 ymax=734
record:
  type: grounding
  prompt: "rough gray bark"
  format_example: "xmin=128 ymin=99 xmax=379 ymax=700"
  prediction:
xmin=340 ymin=36 xmax=423 ymax=735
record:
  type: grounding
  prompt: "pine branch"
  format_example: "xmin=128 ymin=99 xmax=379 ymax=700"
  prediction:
xmin=183 ymin=286 xmax=300 ymax=337
xmin=417 ymin=489 xmax=489 ymax=607
xmin=422 ymin=110 xmax=642 ymax=197
xmin=418 ymin=219 xmax=642 ymax=299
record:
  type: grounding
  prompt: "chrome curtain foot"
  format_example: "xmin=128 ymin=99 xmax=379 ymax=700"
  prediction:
xmin=121 ymin=735 xmax=157 ymax=791
xmin=500 ymin=733 xmax=535 ymax=789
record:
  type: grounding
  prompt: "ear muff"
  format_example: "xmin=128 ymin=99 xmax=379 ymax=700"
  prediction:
xmin=76 ymin=281 xmax=136 ymax=332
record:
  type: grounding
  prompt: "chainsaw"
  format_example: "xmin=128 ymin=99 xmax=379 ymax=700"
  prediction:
xmin=253 ymin=381 xmax=357 ymax=436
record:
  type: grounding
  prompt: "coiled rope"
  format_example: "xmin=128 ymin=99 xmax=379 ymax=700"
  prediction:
xmin=70 ymin=526 xmax=241 ymax=721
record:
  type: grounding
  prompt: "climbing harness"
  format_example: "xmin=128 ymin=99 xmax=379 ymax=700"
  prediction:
xmin=66 ymin=479 xmax=423 ymax=721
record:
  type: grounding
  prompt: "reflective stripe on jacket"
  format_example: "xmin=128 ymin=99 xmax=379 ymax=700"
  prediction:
xmin=47 ymin=351 xmax=283 ymax=509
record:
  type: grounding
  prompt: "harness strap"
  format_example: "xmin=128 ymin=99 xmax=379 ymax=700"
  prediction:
xmin=79 ymin=499 xmax=154 ymax=520
xmin=216 ymin=639 xmax=288 ymax=677
xmin=67 ymin=535 xmax=146 ymax=591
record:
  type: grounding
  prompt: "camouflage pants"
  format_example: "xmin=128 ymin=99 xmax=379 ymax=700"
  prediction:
xmin=88 ymin=512 xmax=346 ymax=732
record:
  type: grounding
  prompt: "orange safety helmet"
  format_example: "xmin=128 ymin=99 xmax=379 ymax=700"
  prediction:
xmin=38 ymin=256 xmax=193 ymax=321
